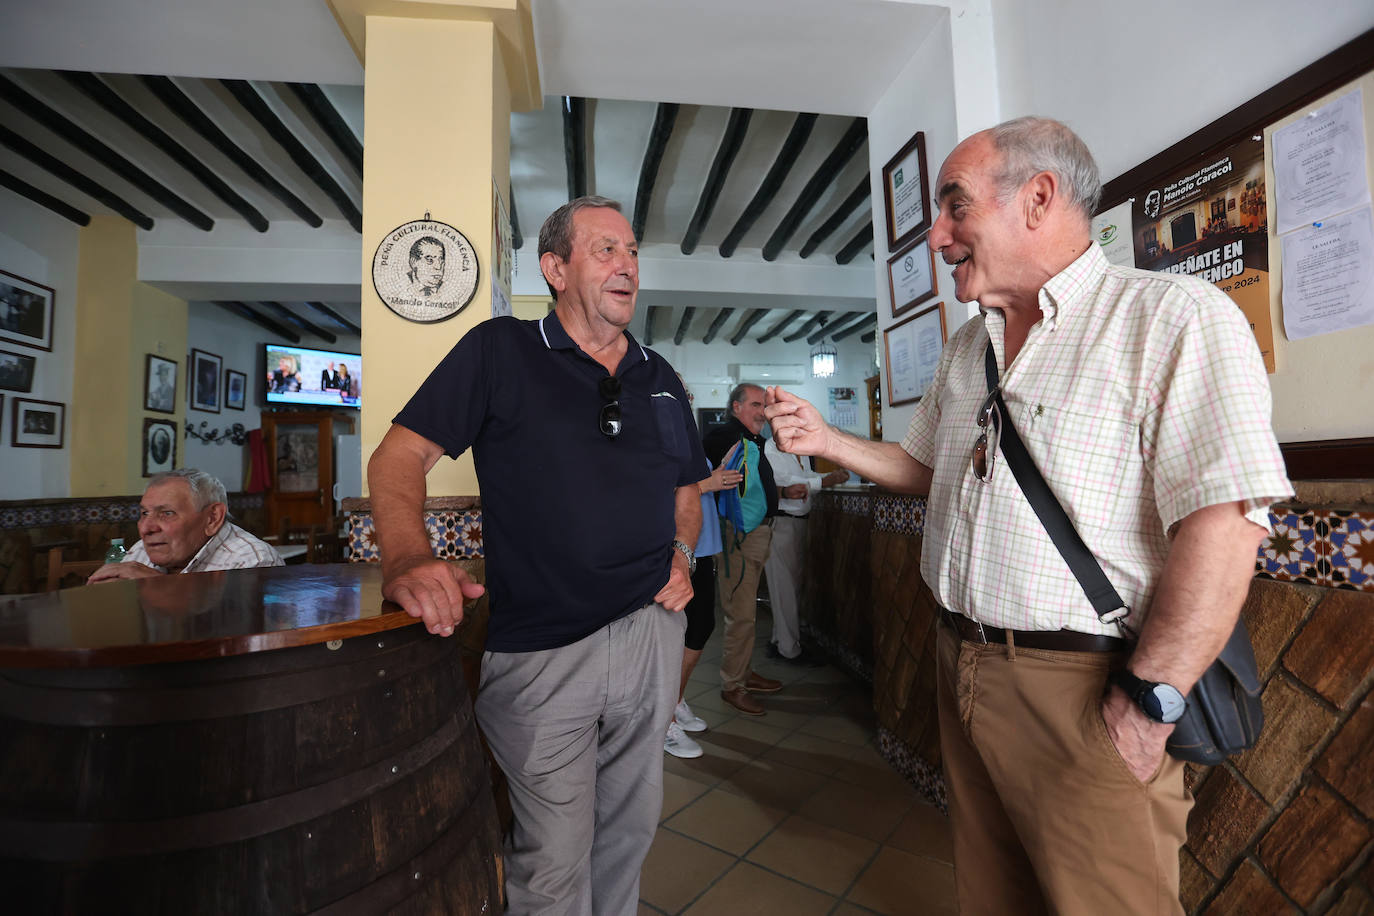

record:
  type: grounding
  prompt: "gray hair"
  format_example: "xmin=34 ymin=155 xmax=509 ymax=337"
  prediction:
xmin=537 ymin=195 xmax=625 ymax=300
xmin=729 ymin=383 xmax=763 ymax=406
xmin=149 ymin=468 xmax=227 ymax=511
xmin=987 ymin=117 xmax=1101 ymax=221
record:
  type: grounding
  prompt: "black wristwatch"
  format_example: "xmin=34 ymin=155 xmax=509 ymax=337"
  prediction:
xmin=1109 ymin=669 xmax=1187 ymax=724
xmin=671 ymin=539 xmax=696 ymax=575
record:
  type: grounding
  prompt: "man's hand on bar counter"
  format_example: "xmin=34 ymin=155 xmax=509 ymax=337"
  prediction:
xmin=382 ymin=555 xmax=486 ymax=638
xmin=87 ymin=561 xmax=164 ymax=583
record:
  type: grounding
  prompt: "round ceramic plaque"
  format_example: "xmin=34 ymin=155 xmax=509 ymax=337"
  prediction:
xmin=371 ymin=217 xmax=479 ymax=323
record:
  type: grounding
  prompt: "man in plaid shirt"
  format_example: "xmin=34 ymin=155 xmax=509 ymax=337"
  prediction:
xmin=767 ymin=117 xmax=1291 ymax=915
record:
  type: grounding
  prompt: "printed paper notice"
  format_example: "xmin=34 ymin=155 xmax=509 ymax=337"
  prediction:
xmin=1092 ymin=200 xmax=1135 ymax=267
xmin=1272 ymin=88 xmax=1370 ymax=235
xmin=1281 ymin=206 xmax=1374 ymax=340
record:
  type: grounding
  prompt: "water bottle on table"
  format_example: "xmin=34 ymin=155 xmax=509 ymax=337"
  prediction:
xmin=104 ymin=538 xmax=127 ymax=564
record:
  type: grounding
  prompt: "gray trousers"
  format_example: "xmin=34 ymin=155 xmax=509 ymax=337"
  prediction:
xmin=475 ymin=602 xmax=685 ymax=916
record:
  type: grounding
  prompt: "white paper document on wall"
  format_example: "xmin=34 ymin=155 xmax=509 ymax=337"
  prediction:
xmin=1272 ymin=88 xmax=1371 ymax=235
xmin=1280 ymin=205 xmax=1374 ymax=340
xmin=1091 ymin=200 xmax=1136 ymax=267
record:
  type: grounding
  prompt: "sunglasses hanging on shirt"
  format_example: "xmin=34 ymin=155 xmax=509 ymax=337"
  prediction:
xmin=598 ymin=376 xmax=623 ymax=438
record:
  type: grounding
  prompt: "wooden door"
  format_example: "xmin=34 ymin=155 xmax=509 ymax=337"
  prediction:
xmin=264 ymin=412 xmax=334 ymax=534
xmin=865 ymin=375 xmax=882 ymax=440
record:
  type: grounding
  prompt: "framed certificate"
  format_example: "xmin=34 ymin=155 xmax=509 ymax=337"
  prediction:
xmin=887 ymin=235 xmax=937 ymax=319
xmin=882 ymin=131 xmax=931 ymax=250
xmin=883 ymin=303 xmax=946 ymax=407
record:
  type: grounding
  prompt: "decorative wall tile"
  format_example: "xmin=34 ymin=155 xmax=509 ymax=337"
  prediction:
xmin=877 ymin=727 xmax=946 ymax=814
xmin=347 ymin=509 xmax=484 ymax=562
xmin=1323 ymin=510 xmax=1374 ymax=591
xmin=1256 ymin=509 xmax=1322 ymax=585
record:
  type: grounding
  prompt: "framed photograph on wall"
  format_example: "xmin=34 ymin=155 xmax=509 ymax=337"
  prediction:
xmin=12 ymin=396 xmax=65 ymax=448
xmin=143 ymin=417 xmax=177 ymax=476
xmin=0 ymin=269 xmax=55 ymax=351
xmin=225 ymin=369 xmax=247 ymax=411
xmin=883 ymin=303 xmax=947 ymax=407
xmin=887 ymin=235 xmax=938 ymax=319
xmin=0 ymin=347 xmax=37 ymax=392
xmin=882 ymin=131 xmax=931 ymax=251
xmin=145 ymin=354 xmax=178 ymax=414
xmin=189 ymin=348 xmax=222 ymax=413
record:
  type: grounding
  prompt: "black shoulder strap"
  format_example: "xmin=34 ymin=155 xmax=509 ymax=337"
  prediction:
xmin=984 ymin=342 xmax=1130 ymax=627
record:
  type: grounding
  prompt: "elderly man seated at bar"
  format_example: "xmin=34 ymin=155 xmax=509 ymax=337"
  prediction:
xmin=88 ymin=468 xmax=283 ymax=582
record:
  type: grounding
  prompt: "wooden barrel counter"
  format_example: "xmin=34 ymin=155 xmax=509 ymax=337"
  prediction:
xmin=0 ymin=564 xmax=503 ymax=914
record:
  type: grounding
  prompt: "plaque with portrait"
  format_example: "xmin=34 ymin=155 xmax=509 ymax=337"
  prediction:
xmin=371 ymin=216 xmax=480 ymax=323
xmin=142 ymin=418 xmax=177 ymax=476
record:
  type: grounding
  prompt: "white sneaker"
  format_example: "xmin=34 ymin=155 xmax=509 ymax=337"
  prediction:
xmin=674 ymin=699 xmax=708 ymax=733
xmin=664 ymin=722 xmax=703 ymax=759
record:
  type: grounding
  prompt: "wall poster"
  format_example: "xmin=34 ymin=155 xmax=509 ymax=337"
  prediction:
xmin=1131 ymin=136 xmax=1276 ymax=371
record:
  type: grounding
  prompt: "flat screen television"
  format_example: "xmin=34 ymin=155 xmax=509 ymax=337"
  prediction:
xmin=265 ymin=344 xmax=361 ymax=408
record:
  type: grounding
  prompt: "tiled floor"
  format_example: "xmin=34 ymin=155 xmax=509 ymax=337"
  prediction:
xmin=639 ymin=607 xmax=956 ymax=915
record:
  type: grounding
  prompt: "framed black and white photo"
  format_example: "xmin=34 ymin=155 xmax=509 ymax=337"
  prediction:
xmin=12 ymin=396 xmax=65 ymax=448
xmin=884 ymin=303 xmax=947 ymax=407
xmin=142 ymin=417 xmax=177 ymax=476
xmin=189 ymin=348 xmax=222 ymax=413
xmin=887 ymin=235 xmax=938 ymax=319
xmin=145 ymin=354 xmax=178 ymax=414
xmin=882 ymin=131 xmax=931 ymax=251
xmin=0 ymin=269 xmax=55 ymax=351
xmin=225 ymin=369 xmax=247 ymax=410
xmin=0 ymin=347 xmax=37 ymax=392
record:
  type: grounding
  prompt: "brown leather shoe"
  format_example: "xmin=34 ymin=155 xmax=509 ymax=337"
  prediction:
xmin=721 ymin=687 xmax=766 ymax=716
xmin=745 ymin=671 xmax=783 ymax=693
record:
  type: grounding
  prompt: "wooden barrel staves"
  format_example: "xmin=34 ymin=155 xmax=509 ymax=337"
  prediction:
xmin=0 ymin=623 xmax=503 ymax=914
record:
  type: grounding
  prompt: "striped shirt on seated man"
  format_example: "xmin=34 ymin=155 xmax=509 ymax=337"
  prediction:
xmin=88 ymin=468 xmax=282 ymax=582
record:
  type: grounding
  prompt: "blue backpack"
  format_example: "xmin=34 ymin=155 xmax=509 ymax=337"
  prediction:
xmin=715 ymin=436 xmax=766 ymax=535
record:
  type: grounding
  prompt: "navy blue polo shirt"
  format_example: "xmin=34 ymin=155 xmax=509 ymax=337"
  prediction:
xmin=394 ymin=312 xmax=705 ymax=652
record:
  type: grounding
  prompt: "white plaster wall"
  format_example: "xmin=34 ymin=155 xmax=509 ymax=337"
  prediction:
xmin=865 ymin=14 xmax=963 ymax=443
xmin=184 ymin=304 xmax=360 ymax=492
xmin=0 ymin=187 xmax=78 ymax=499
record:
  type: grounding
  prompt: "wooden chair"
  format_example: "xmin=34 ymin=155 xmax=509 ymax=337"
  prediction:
xmin=45 ymin=547 xmax=105 ymax=591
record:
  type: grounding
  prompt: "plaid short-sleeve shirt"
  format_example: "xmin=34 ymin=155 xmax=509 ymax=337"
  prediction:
xmin=902 ymin=243 xmax=1292 ymax=635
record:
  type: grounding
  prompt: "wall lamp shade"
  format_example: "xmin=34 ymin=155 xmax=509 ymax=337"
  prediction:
xmin=811 ymin=341 xmax=837 ymax=378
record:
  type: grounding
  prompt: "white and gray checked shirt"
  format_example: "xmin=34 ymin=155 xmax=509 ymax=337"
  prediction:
xmin=125 ymin=521 xmax=284 ymax=574
xmin=903 ymin=243 xmax=1292 ymax=635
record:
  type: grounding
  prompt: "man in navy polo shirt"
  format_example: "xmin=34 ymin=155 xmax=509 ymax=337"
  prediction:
xmin=368 ymin=196 xmax=705 ymax=916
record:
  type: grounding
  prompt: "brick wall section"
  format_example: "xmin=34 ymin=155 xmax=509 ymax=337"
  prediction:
xmin=802 ymin=490 xmax=1374 ymax=915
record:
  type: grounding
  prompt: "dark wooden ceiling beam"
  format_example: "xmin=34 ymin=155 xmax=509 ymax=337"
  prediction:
xmin=0 ymin=168 xmax=90 ymax=226
xmin=642 ymin=305 xmax=658 ymax=347
xmin=830 ymin=314 xmax=877 ymax=342
xmin=561 ymin=96 xmax=587 ymax=200
xmin=306 ymin=301 xmax=361 ymax=336
xmin=719 ymin=113 xmax=818 ymax=258
xmin=809 ymin=312 xmax=867 ymax=344
xmin=214 ymin=300 xmax=300 ymax=343
xmin=220 ymin=79 xmax=361 ymax=232
xmin=257 ymin=301 xmax=336 ymax=343
xmin=800 ymin=177 xmax=870 ymax=259
xmin=784 ymin=311 xmax=830 ymax=343
xmin=59 ymin=71 xmax=269 ymax=232
xmin=0 ymin=123 xmax=154 ymax=229
xmin=0 ymin=73 xmax=213 ymax=230
xmin=284 ymin=83 xmax=363 ymax=178
xmin=701 ymin=308 xmax=735 ymax=345
xmin=859 ymin=329 xmax=876 ymax=344
xmin=728 ymin=309 xmax=769 ymax=346
xmin=836 ymin=223 xmax=873 ymax=264
xmin=632 ymin=102 xmax=679 ymax=240
xmin=763 ymin=117 xmax=866 ymax=261
xmin=673 ymin=306 xmax=696 ymax=345
xmin=681 ymin=108 xmax=752 ymax=255
xmin=756 ymin=309 xmax=804 ymax=343
xmin=141 ymin=76 xmax=323 ymax=227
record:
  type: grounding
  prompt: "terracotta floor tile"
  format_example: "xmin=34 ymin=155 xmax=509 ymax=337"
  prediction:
xmin=661 ymin=769 xmax=713 ymax=822
xmin=746 ymin=814 xmax=880 ymax=896
xmin=639 ymin=827 xmax=734 ymax=914
xmin=832 ymin=903 xmax=881 ymax=915
xmin=682 ymin=861 xmax=836 ymax=916
xmin=663 ymin=787 xmax=788 ymax=856
xmin=761 ymin=730 xmax=857 ymax=776
xmin=797 ymin=778 xmax=916 ymax=843
xmin=662 ymin=745 xmax=747 ymax=786
xmin=716 ymin=757 xmax=829 ymax=812
xmin=885 ymin=801 xmax=953 ymax=864
xmin=797 ymin=711 xmax=877 ymax=746
xmin=709 ymin=715 xmax=791 ymax=747
xmin=846 ymin=846 xmax=957 ymax=915
xmin=831 ymin=743 xmax=921 ymax=797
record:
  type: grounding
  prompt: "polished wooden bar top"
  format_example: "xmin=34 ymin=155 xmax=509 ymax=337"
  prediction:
xmin=0 ymin=564 xmax=421 ymax=669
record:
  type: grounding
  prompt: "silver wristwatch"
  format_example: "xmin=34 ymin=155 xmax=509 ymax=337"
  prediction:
xmin=671 ymin=539 xmax=697 ymax=575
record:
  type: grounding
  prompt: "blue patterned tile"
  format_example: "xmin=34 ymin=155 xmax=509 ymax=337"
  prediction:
xmin=1255 ymin=510 xmax=1321 ymax=585
xmin=1322 ymin=510 xmax=1374 ymax=592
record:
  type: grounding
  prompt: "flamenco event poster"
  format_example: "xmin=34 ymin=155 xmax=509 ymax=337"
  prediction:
xmin=1131 ymin=137 xmax=1276 ymax=372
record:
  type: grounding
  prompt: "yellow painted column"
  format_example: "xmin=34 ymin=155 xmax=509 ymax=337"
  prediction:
xmin=358 ymin=15 xmax=514 ymax=497
xmin=71 ymin=215 xmax=189 ymax=496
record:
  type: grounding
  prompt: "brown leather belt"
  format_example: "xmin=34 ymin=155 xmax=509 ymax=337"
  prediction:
xmin=940 ymin=608 xmax=1128 ymax=653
